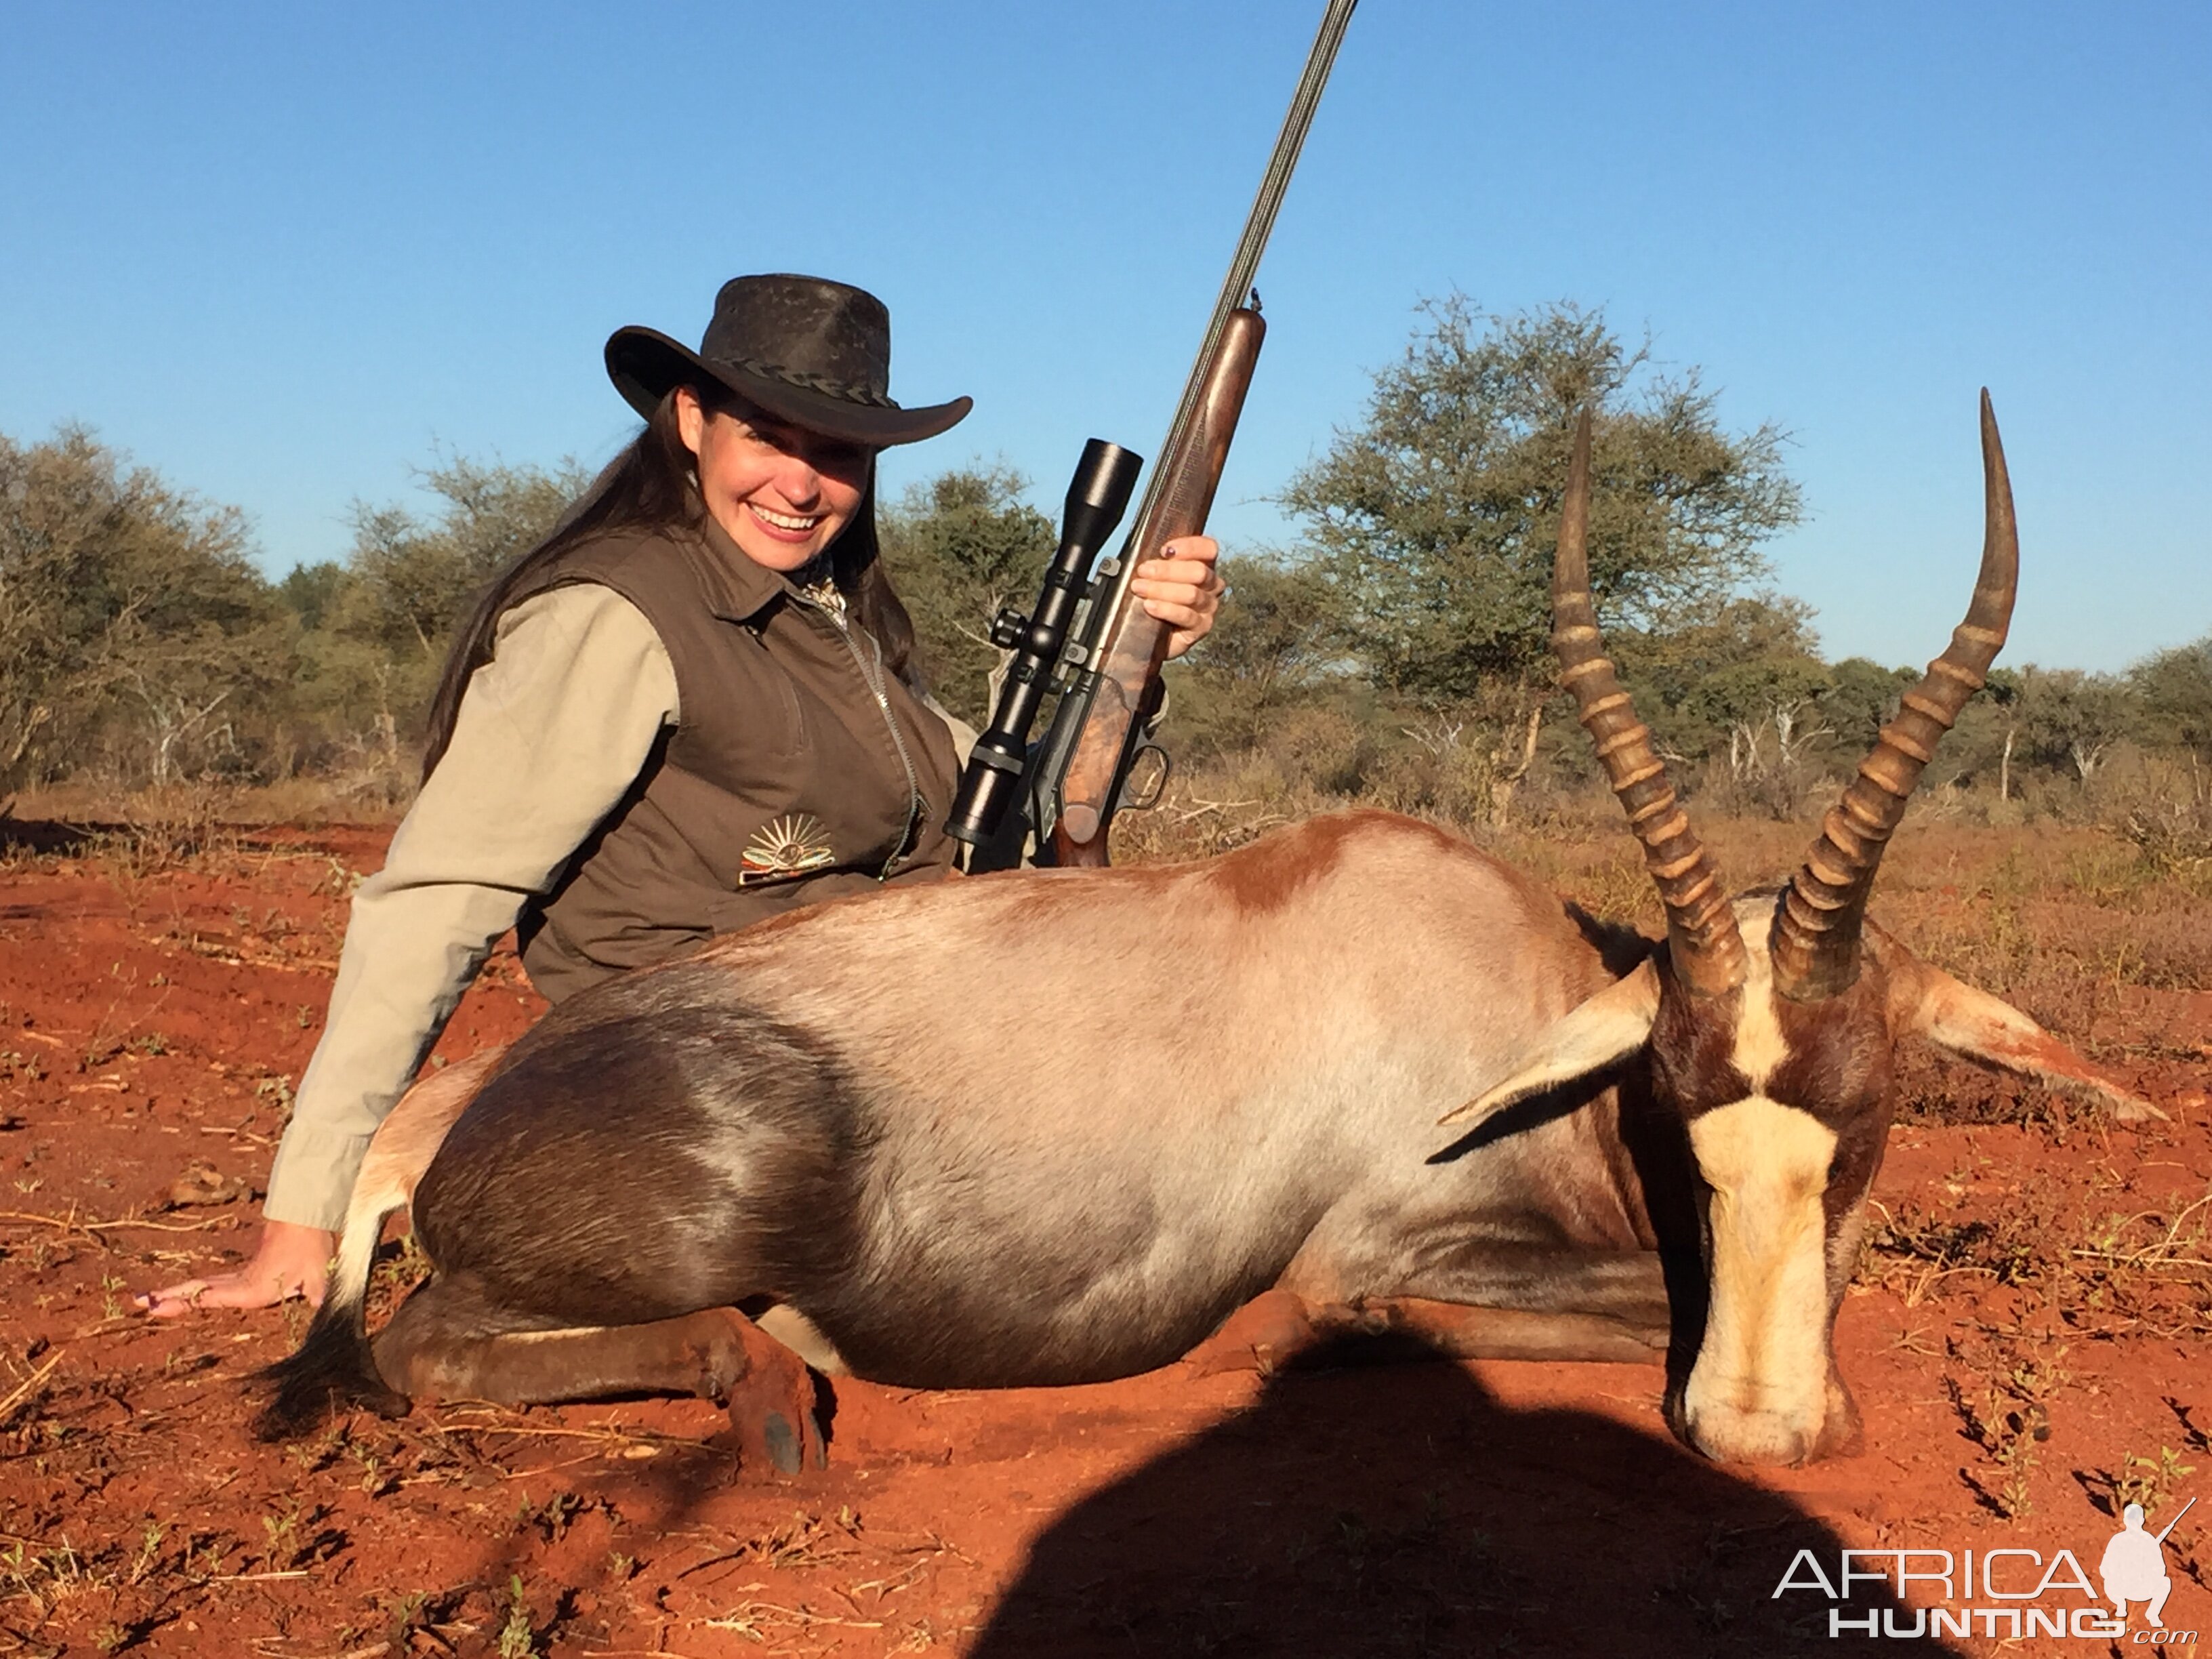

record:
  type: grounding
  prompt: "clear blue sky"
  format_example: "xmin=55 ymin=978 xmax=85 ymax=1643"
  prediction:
xmin=3 ymin=2 xmax=2205 ymax=672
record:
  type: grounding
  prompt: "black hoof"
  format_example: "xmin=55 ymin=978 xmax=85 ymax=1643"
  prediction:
xmin=762 ymin=1412 xmax=803 ymax=1475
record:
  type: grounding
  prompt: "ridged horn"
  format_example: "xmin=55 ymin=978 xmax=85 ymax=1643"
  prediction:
xmin=1553 ymin=409 xmax=1746 ymax=1000
xmin=1771 ymin=390 xmax=2019 ymax=1002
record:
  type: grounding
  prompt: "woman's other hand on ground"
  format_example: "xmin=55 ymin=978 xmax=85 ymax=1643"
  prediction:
xmin=1132 ymin=535 xmax=1225 ymax=659
xmin=136 ymin=1218 xmax=337 ymax=1319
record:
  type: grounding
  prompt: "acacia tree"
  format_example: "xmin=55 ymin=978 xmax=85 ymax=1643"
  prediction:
xmin=1622 ymin=594 xmax=1823 ymax=758
xmin=1170 ymin=554 xmax=1351 ymax=757
xmin=309 ymin=455 xmax=587 ymax=761
xmin=1663 ymin=610 xmax=1840 ymax=818
xmin=1282 ymin=298 xmax=1803 ymax=821
xmin=876 ymin=465 xmax=1055 ymax=726
xmin=337 ymin=455 xmax=586 ymax=663
xmin=0 ymin=426 xmax=287 ymax=788
xmin=2132 ymin=634 xmax=2212 ymax=759
xmin=2017 ymin=667 xmax=2132 ymax=784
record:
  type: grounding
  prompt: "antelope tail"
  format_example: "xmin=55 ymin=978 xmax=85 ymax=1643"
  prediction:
xmin=251 ymin=1165 xmax=413 ymax=1439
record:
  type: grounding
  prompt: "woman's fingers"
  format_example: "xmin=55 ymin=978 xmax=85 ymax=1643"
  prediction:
xmin=136 ymin=1218 xmax=337 ymax=1318
xmin=1135 ymin=590 xmax=1212 ymax=626
xmin=136 ymin=1269 xmax=315 ymax=1320
xmin=1132 ymin=535 xmax=1221 ymax=592
xmin=136 ymin=1279 xmax=212 ymax=1319
xmin=1132 ymin=535 xmax=1225 ymax=657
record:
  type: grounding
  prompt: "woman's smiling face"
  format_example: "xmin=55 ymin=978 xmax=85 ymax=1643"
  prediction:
xmin=675 ymin=386 xmax=873 ymax=572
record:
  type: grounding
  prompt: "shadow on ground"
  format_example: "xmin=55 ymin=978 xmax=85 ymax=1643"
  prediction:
xmin=971 ymin=1335 xmax=1954 ymax=1658
xmin=0 ymin=811 xmax=100 ymax=855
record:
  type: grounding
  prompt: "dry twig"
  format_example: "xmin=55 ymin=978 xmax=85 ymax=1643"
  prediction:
xmin=0 ymin=1349 xmax=62 ymax=1420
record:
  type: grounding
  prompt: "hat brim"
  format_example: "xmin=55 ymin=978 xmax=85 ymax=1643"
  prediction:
xmin=605 ymin=326 xmax=971 ymax=448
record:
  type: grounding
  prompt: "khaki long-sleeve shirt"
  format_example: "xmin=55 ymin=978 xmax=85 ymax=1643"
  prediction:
xmin=265 ymin=581 xmax=986 ymax=1233
xmin=264 ymin=585 xmax=683 ymax=1230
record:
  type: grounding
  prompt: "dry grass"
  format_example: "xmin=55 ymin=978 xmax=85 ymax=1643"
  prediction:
xmin=1862 ymin=1170 xmax=2212 ymax=1344
xmin=1864 ymin=1200 xmax=2057 ymax=1304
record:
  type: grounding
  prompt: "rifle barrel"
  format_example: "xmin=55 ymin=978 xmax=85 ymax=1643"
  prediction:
xmin=2155 ymin=1494 xmax=2195 ymax=1542
xmin=1094 ymin=0 xmax=1357 ymax=630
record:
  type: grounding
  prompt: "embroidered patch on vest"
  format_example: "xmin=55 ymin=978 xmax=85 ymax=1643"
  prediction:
xmin=739 ymin=813 xmax=836 ymax=886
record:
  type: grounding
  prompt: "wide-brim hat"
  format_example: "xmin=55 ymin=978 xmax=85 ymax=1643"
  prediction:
xmin=605 ymin=274 xmax=971 ymax=448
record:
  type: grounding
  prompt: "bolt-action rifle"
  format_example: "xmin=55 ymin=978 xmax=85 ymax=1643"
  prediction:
xmin=944 ymin=0 xmax=1357 ymax=872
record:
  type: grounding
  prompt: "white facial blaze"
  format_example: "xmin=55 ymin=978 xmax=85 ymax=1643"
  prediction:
xmin=1681 ymin=903 xmax=1845 ymax=1459
xmin=1727 ymin=943 xmax=1789 ymax=1085
xmin=1685 ymin=1093 xmax=1839 ymax=1460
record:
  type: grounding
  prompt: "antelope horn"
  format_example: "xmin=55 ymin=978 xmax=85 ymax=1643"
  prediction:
xmin=1553 ymin=409 xmax=1746 ymax=999
xmin=1771 ymin=390 xmax=2019 ymax=1002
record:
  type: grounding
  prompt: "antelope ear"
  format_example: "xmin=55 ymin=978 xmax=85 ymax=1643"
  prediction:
xmin=1440 ymin=959 xmax=1661 ymax=1128
xmin=1868 ymin=925 xmax=2165 ymax=1124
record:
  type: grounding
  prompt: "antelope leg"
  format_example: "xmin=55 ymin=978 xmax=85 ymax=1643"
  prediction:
xmin=374 ymin=1280 xmax=824 ymax=1474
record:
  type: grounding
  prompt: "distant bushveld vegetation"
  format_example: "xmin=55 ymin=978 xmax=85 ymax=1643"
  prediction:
xmin=3 ymin=302 xmax=2207 ymax=863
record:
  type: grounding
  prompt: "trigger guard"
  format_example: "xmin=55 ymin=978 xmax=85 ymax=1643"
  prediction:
xmin=1120 ymin=743 xmax=1172 ymax=813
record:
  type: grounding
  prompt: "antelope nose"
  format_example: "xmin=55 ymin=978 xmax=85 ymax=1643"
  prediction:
xmin=1685 ymin=1404 xmax=1824 ymax=1468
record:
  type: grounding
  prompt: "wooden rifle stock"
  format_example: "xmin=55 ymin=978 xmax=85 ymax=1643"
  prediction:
xmin=1048 ymin=306 xmax=1265 ymax=866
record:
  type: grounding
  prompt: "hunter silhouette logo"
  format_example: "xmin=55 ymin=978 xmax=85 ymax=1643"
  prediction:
xmin=2104 ymin=1498 xmax=2193 ymax=1631
xmin=739 ymin=814 xmax=836 ymax=886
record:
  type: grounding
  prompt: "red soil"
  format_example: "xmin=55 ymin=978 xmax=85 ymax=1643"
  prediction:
xmin=0 ymin=824 xmax=2205 ymax=1656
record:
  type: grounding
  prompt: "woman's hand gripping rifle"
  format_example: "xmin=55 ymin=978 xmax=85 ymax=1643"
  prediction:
xmin=942 ymin=308 xmax=1263 ymax=873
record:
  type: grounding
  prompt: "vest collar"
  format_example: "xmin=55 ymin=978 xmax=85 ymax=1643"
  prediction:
xmin=694 ymin=508 xmax=830 ymax=624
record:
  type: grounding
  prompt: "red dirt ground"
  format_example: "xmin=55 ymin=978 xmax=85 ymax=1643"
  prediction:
xmin=0 ymin=820 xmax=2206 ymax=1657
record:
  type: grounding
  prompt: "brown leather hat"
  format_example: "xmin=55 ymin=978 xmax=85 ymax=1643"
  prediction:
xmin=605 ymin=274 xmax=972 ymax=448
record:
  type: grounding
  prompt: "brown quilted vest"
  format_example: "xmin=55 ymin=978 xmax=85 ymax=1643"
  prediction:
xmin=502 ymin=514 xmax=959 ymax=1002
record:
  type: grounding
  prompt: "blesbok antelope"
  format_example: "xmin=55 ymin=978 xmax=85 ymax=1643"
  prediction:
xmin=264 ymin=396 xmax=2152 ymax=1471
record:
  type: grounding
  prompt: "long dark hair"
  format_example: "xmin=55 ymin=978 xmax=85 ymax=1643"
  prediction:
xmin=421 ymin=388 xmax=922 ymax=779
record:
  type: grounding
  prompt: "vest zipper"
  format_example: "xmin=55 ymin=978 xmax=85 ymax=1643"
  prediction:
xmin=800 ymin=592 xmax=923 ymax=879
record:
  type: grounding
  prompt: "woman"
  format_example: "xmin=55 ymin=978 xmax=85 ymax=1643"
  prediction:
xmin=140 ymin=274 xmax=1223 ymax=1317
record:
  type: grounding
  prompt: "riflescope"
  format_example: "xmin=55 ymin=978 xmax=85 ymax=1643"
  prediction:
xmin=945 ymin=437 xmax=1143 ymax=853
